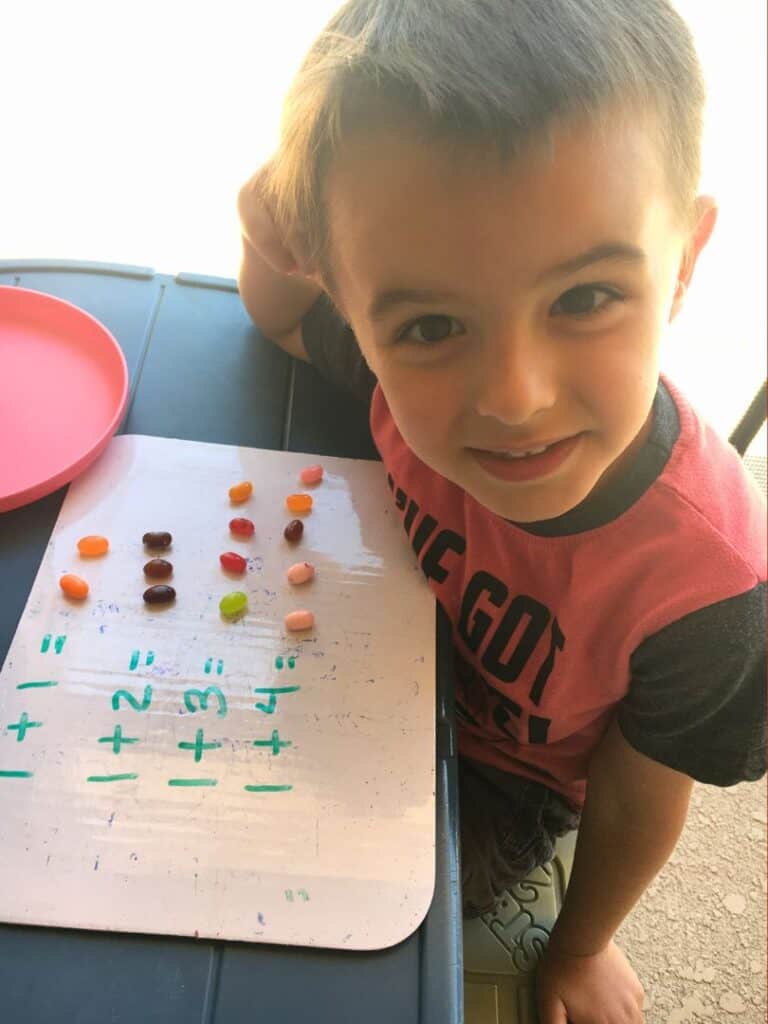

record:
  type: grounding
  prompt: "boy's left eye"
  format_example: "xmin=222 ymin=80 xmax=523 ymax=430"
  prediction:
xmin=551 ymin=284 xmax=624 ymax=317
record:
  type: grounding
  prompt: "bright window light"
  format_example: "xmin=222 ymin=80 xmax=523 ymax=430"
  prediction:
xmin=2 ymin=1 xmax=764 ymax=443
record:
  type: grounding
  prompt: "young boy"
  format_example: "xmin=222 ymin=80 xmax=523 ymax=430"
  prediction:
xmin=236 ymin=1 xmax=767 ymax=1020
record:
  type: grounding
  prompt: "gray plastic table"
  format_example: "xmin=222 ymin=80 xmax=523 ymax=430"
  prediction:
xmin=0 ymin=260 xmax=463 ymax=1024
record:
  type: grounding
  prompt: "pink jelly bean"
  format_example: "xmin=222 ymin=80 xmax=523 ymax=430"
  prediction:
xmin=285 ymin=609 xmax=315 ymax=632
xmin=286 ymin=561 xmax=315 ymax=585
xmin=299 ymin=464 xmax=324 ymax=486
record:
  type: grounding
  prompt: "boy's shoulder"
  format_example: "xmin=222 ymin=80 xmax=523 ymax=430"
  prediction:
xmin=652 ymin=375 xmax=766 ymax=583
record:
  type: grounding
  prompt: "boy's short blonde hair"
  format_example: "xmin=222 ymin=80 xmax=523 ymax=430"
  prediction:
xmin=265 ymin=0 xmax=706 ymax=282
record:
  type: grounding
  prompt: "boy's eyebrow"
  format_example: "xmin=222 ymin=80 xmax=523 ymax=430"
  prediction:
xmin=366 ymin=242 xmax=646 ymax=321
xmin=535 ymin=241 xmax=647 ymax=284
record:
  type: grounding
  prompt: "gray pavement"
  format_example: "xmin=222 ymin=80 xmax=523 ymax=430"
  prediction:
xmin=618 ymin=774 xmax=767 ymax=1022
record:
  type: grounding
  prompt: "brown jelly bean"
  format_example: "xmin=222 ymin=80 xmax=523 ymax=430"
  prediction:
xmin=143 ymin=584 xmax=176 ymax=605
xmin=143 ymin=531 xmax=172 ymax=549
xmin=144 ymin=558 xmax=173 ymax=579
xmin=284 ymin=519 xmax=304 ymax=543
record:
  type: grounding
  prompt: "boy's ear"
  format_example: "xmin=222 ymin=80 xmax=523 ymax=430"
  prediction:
xmin=669 ymin=195 xmax=718 ymax=322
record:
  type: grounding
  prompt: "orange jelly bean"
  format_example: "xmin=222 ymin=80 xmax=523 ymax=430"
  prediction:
xmin=60 ymin=573 xmax=89 ymax=600
xmin=229 ymin=481 xmax=253 ymax=503
xmin=77 ymin=535 xmax=109 ymax=557
xmin=285 ymin=493 xmax=313 ymax=514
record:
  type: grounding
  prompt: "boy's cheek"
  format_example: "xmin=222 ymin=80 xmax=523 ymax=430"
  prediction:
xmin=380 ymin=378 xmax=461 ymax=460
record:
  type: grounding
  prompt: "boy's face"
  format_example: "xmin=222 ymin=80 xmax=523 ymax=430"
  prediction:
xmin=322 ymin=112 xmax=713 ymax=521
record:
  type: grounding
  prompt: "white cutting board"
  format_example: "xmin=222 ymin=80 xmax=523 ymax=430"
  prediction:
xmin=0 ymin=434 xmax=436 ymax=950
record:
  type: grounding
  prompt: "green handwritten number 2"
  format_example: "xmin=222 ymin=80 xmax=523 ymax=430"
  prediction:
xmin=112 ymin=685 xmax=153 ymax=711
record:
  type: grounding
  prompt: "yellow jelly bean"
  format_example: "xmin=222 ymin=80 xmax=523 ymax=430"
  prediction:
xmin=285 ymin=493 xmax=313 ymax=514
xmin=77 ymin=535 xmax=109 ymax=556
xmin=229 ymin=481 xmax=253 ymax=503
xmin=220 ymin=591 xmax=248 ymax=617
xmin=60 ymin=573 xmax=89 ymax=600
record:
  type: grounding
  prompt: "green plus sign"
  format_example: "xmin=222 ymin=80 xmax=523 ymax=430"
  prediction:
xmin=178 ymin=728 xmax=222 ymax=763
xmin=98 ymin=725 xmax=140 ymax=754
xmin=8 ymin=712 xmax=43 ymax=742
xmin=253 ymin=729 xmax=292 ymax=756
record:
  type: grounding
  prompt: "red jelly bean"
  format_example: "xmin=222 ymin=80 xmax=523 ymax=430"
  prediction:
xmin=229 ymin=517 xmax=255 ymax=537
xmin=220 ymin=551 xmax=247 ymax=574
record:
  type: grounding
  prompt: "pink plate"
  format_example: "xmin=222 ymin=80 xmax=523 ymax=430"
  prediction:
xmin=0 ymin=286 xmax=129 ymax=514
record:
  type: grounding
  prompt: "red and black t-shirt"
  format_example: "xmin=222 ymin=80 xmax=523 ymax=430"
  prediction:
xmin=300 ymin=294 xmax=767 ymax=807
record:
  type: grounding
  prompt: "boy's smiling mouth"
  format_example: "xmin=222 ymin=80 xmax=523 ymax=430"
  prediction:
xmin=468 ymin=433 xmax=584 ymax=482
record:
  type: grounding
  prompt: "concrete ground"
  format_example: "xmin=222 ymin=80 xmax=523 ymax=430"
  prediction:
xmin=617 ymin=774 xmax=767 ymax=1023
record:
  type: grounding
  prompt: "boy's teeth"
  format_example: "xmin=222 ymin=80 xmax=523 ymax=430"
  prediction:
xmin=496 ymin=445 xmax=549 ymax=459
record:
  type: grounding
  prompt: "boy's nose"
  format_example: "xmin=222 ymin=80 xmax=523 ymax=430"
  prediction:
xmin=473 ymin=337 xmax=558 ymax=427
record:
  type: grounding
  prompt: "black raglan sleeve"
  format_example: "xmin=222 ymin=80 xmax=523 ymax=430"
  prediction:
xmin=300 ymin=292 xmax=377 ymax=404
xmin=617 ymin=582 xmax=767 ymax=785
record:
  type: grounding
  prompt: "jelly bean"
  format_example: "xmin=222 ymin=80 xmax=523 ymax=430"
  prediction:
xmin=283 ymin=519 xmax=304 ymax=543
xmin=220 ymin=551 xmax=247 ymax=574
xmin=229 ymin=481 xmax=253 ymax=503
xmin=60 ymin=573 xmax=89 ymax=599
xmin=286 ymin=561 xmax=315 ymax=585
xmin=220 ymin=591 xmax=248 ymax=617
xmin=77 ymin=535 xmax=109 ymax=557
xmin=284 ymin=609 xmax=315 ymax=632
xmin=229 ymin=517 xmax=255 ymax=537
xmin=300 ymin=464 xmax=324 ymax=486
xmin=143 ymin=585 xmax=176 ymax=605
xmin=144 ymin=558 xmax=173 ymax=579
xmin=285 ymin=493 xmax=313 ymax=514
xmin=143 ymin=531 xmax=172 ymax=549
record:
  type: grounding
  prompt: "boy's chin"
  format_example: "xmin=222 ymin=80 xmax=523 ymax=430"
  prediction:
xmin=461 ymin=472 xmax=590 ymax=524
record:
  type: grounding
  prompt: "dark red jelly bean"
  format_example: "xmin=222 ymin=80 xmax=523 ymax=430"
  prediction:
xmin=143 ymin=585 xmax=176 ymax=605
xmin=229 ymin=517 xmax=255 ymax=537
xmin=220 ymin=551 xmax=247 ymax=573
xmin=143 ymin=531 xmax=172 ymax=549
xmin=283 ymin=519 xmax=304 ymax=542
xmin=144 ymin=558 xmax=173 ymax=579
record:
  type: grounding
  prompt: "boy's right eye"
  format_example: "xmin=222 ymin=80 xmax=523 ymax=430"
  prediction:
xmin=396 ymin=314 xmax=464 ymax=345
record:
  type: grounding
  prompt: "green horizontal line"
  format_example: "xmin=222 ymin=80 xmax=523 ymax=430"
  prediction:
xmin=0 ymin=770 xmax=33 ymax=778
xmin=244 ymin=784 xmax=293 ymax=792
xmin=168 ymin=778 xmax=218 ymax=787
xmin=87 ymin=773 xmax=139 ymax=783
xmin=17 ymin=681 xmax=58 ymax=689
xmin=252 ymin=687 xmax=300 ymax=694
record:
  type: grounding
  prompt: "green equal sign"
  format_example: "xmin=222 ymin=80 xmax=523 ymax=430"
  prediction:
xmin=0 ymin=770 xmax=33 ymax=778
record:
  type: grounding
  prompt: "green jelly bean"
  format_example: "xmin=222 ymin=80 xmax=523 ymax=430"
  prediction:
xmin=219 ymin=591 xmax=248 ymax=617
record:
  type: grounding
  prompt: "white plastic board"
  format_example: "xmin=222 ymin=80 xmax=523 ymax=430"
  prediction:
xmin=0 ymin=434 xmax=436 ymax=950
